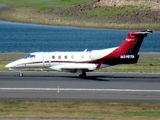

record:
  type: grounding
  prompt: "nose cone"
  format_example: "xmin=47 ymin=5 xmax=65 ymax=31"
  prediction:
xmin=5 ymin=62 xmax=15 ymax=68
xmin=5 ymin=59 xmax=23 ymax=68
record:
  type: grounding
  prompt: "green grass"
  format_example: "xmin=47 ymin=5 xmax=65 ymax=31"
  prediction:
xmin=84 ymin=5 xmax=143 ymax=16
xmin=0 ymin=0 xmax=92 ymax=10
xmin=0 ymin=101 xmax=160 ymax=120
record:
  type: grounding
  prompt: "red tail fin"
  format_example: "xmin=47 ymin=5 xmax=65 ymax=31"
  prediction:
xmin=108 ymin=29 xmax=152 ymax=58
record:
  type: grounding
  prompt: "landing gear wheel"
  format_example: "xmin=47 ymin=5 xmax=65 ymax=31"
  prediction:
xmin=79 ymin=72 xmax=86 ymax=78
xmin=19 ymin=72 xmax=23 ymax=77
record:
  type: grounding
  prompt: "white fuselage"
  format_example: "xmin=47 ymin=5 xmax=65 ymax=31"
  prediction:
xmin=5 ymin=47 xmax=117 ymax=71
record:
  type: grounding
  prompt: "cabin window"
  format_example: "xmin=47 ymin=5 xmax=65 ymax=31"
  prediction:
xmin=58 ymin=56 xmax=61 ymax=59
xmin=64 ymin=55 xmax=67 ymax=59
xmin=81 ymin=55 xmax=84 ymax=59
xmin=71 ymin=55 xmax=74 ymax=59
xmin=52 ymin=56 xmax=55 ymax=59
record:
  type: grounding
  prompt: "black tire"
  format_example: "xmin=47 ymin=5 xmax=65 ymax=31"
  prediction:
xmin=79 ymin=72 xmax=86 ymax=78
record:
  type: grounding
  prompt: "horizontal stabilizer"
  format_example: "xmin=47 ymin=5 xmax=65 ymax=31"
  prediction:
xmin=133 ymin=29 xmax=153 ymax=35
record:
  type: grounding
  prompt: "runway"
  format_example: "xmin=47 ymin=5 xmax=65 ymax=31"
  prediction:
xmin=0 ymin=71 xmax=160 ymax=102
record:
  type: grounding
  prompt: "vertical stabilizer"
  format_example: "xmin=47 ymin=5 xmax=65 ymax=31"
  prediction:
xmin=111 ymin=29 xmax=152 ymax=57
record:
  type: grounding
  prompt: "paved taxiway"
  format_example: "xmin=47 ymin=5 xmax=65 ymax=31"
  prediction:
xmin=0 ymin=71 xmax=160 ymax=102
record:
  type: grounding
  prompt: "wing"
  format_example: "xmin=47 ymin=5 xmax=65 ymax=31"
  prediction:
xmin=49 ymin=62 xmax=97 ymax=72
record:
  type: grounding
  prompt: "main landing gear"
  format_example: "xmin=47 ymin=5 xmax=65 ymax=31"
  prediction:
xmin=79 ymin=71 xmax=86 ymax=78
xmin=78 ymin=71 xmax=86 ymax=78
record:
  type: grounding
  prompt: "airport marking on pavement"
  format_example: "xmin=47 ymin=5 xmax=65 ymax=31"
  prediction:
xmin=0 ymin=88 xmax=160 ymax=92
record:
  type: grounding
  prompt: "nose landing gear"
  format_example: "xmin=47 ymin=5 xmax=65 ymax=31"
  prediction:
xmin=19 ymin=70 xmax=23 ymax=77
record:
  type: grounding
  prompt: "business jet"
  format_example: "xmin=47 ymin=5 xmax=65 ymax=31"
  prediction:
xmin=5 ymin=29 xmax=152 ymax=77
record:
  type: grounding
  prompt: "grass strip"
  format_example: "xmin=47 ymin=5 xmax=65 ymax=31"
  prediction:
xmin=0 ymin=101 xmax=160 ymax=120
xmin=0 ymin=0 xmax=93 ymax=10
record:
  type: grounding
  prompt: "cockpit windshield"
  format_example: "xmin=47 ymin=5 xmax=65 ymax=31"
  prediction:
xmin=24 ymin=54 xmax=35 ymax=59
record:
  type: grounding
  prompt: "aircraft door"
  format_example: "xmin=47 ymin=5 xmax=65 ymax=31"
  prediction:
xmin=43 ymin=52 xmax=51 ymax=67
